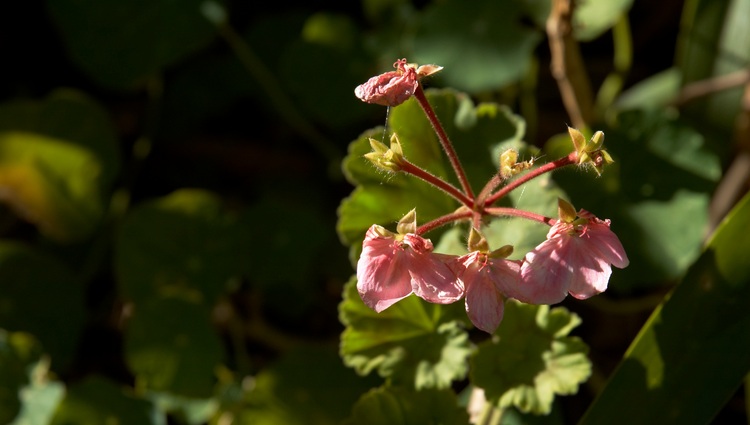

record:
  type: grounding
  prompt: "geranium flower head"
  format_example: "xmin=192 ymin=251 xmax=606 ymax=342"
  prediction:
xmin=354 ymin=59 xmax=443 ymax=107
xmin=356 ymin=210 xmax=462 ymax=312
xmin=518 ymin=201 xmax=629 ymax=304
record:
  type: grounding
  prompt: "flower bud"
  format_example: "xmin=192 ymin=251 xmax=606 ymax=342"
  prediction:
xmin=396 ymin=209 xmax=418 ymax=235
xmin=558 ymin=198 xmax=578 ymax=223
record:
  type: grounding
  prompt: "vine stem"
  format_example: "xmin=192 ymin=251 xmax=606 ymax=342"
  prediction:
xmin=483 ymin=151 xmax=577 ymax=207
xmin=413 ymin=85 xmax=475 ymax=202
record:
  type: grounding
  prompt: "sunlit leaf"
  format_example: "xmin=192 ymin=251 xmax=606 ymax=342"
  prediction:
xmin=47 ymin=0 xmax=223 ymax=88
xmin=0 ymin=331 xmax=43 ymax=424
xmin=235 ymin=346 xmax=379 ymax=425
xmin=50 ymin=376 xmax=158 ymax=425
xmin=339 ymin=277 xmax=471 ymax=389
xmin=579 ymin=191 xmax=750 ymax=424
xmin=411 ymin=0 xmax=542 ymax=92
xmin=116 ymin=189 xmax=240 ymax=304
xmin=573 ymin=0 xmax=634 ymax=41
xmin=470 ymin=300 xmax=591 ymax=415
xmin=0 ymin=90 xmax=119 ymax=241
xmin=8 ymin=334 xmax=65 ymax=425
xmin=343 ymin=386 xmax=469 ymax=425
xmin=0 ymin=242 xmax=85 ymax=371
xmin=125 ymin=296 xmax=223 ymax=398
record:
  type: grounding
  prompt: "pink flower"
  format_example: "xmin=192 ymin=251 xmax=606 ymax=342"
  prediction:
xmin=356 ymin=225 xmax=463 ymax=312
xmin=518 ymin=211 xmax=629 ymax=304
xmin=450 ymin=251 xmax=521 ymax=333
xmin=354 ymin=59 xmax=419 ymax=107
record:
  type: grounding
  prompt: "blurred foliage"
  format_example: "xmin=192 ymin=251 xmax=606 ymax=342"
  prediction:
xmin=0 ymin=0 xmax=748 ymax=423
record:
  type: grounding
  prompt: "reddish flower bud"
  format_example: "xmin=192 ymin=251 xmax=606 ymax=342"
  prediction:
xmin=354 ymin=59 xmax=419 ymax=107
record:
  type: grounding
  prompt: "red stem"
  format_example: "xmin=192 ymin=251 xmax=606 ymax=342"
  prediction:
xmin=413 ymin=85 xmax=475 ymax=202
xmin=417 ymin=209 xmax=474 ymax=235
xmin=483 ymin=152 xmax=577 ymax=206
xmin=399 ymin=160 xmax=473 ymax=207
xmin=484 ymin=207 xmax=556 ymax=226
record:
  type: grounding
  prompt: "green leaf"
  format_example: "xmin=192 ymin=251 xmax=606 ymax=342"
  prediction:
xmin=0 ymin=90 xmax=119 ymax=241
xmin=573 ymin=0 xmax=634 ymax=41
xmin=579 ymin=192 xmax=750 ymax=424
xmin=339 ymin=277 xmax=471 ymax=389
xmin=0 ymin=331 xmax=43 ymax=424
xmin=146 ymin=391 xmax=218 ymax=425
xmin=344 ymin=386 xmax=469 ymax=425
xmin=411 ymin=0 xmax=542 ymax=92
xmin=50 ymin=376 xmax=158 ymax=425
xmin=47 ymin=0 xmax=222 ymax=88
xmin=338 ymin=89 xmax=525 ymax=255
xmin=235 ymin=346 xmax=379 ymax=425
xmin=9 ymin=335 xmax=65 ymax=425
xmin=124 ymin=296 xmax=224 ymax=398
xmin=116 ymin=189 xmax=240 ymax=304
xmin=0 ymin=242 xmax=85 ymax=371
xmin=470 ymin=301 xmax=591 ymax=415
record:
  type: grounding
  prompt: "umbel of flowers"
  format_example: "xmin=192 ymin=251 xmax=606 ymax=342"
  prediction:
xmin=354 ymin=59 xmax=628 ymax=333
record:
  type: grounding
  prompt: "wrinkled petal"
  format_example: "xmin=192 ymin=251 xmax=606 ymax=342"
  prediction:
xmin=566 ymin=244 xmax=611 ymax=299
xmin=356 ymin=228 xmax=413 ymax=312
xmin=405 ymin=247 xmax=462 ymax=304
xmin=354 ymin=65 xmax=418 ymax=107
xmin=518 ymin=237 xmax=572 ymax=305
xmin=582 ymin=219 xmax=629 ymax=269
xmin=464 ymin=268 xmax=505 ymax=334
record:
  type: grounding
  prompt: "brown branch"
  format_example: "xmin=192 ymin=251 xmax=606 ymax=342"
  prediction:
xmin=671 ymin=68 xmax=750 ymax=107
xmin=708 ymin=81 xmax=750 ymax=233
xmin=547 ymin=0 xmax=594 ymax=129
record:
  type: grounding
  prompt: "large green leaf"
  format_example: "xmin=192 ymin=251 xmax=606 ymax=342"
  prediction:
xmin=579 ymin=192 xmax=750 ymax=424
xmin=50 ymin=376 xmax=158 ymax=425
xmin=0 ymin=90 xmax=119 ymax=241
xmin=47 ymin=0 xmax=222 ymax=88
xmin=338 ymin=89 xmax=524 ymax=255
xmin=0 ymin=243 xmax=85 ymax=371
xmin=470 ymin=301 xmax=591 ymax=415
xmin=115 ymin=189 xmax=240 ymax=304
xmin=343 ymin=386 xmax=469 ymax=425
xmin=339 ymin=277 xmax=471 ymax=390
xmin=124 ymin=296 xmax=224 ymax=398
xmin=411 ymin=0 xmax=542 ymax=92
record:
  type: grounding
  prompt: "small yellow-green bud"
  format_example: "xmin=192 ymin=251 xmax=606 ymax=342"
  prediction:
xmin=568 ymin=126 xmax=586 ymax=152
xmin=467 ymin=227 xmax=490 ymax=252
xmin=585 ymin=130 xmax=605 ymax=152
xmin=558 ymin=198 xmax=578 ymax=223
xmin=396 ymin=209 xmax=418 ymax=235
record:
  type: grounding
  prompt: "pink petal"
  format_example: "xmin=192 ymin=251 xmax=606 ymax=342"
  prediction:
xmin=567 ymin=249 xmax=611 ymax=299
xmin=408 ymin=252 xmax=463 ymax=304
xmin=584 ymin=220 xmax=629 ymax=269
xmin=462 ymin=263 xmax=505 ymax=333
xmin=356 ymin=227 xmax=413 ymax=312
xmin=518 ymin=237 xmax=572 ymax=304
